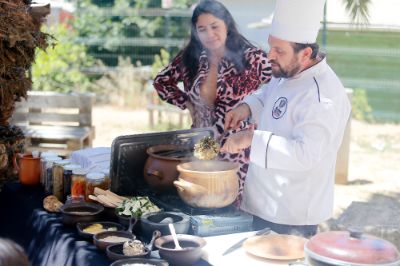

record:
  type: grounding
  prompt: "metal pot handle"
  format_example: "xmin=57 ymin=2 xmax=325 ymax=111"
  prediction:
xmin=147 ymin=169 xmax=163 ymax=180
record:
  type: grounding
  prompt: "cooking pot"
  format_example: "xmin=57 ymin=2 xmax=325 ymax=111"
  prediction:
xmin=143 ymin=144 xmax=192 ymax=192
xmin=305 ymin=229 xmax=400 ymax=266
xmin=174 ymin=160 xmax=239 ymax=208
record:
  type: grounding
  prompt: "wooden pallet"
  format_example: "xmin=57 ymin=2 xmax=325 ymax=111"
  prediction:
xmin=11 ymin=91 xmax=95 ymax=156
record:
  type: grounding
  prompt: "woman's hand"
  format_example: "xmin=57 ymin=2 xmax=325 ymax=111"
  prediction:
xmin=220 ymin=129 xmax=254 ymax=153
xmin=186 ymin=101 xmax=195 ymax=117
xmin=224 ymin=103 xmax=251 ymax=131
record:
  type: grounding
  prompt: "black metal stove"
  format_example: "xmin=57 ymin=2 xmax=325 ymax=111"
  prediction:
xmin=109 ymin=128 xmax=254 ymax=236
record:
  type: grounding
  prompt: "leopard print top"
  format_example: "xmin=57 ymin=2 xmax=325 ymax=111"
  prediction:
xmin=153 ymin=47 xmax=271 ymax=198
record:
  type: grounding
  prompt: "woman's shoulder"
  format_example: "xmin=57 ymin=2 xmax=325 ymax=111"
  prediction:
xmin=244 ymin=46 xmax=268 ymax=58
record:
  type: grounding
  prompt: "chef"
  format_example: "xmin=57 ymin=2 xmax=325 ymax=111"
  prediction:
xmin=221 ymin=0 xmax=351 ymax=237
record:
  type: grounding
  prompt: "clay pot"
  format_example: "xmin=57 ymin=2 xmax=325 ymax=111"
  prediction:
xmin=305 ymin=229 xmax=400 ymax=266
xmin=174 ymin=160 xmax=239 ymax=208
xmin=143 ymin=144 xmax=191 ymax=192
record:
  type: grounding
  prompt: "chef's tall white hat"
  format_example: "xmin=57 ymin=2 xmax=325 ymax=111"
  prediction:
xmin=270 ymin=0 xmax=326 ymax=43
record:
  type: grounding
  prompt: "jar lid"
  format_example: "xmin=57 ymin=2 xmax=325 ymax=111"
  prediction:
xmin=72 ymin=168 xmax=88 ymax=175
xmin=64 ymin=164 xmax=81 ymax=171
xmin=86 ymin=172 xmax=105 ymax=180
xmin=305 ymin=230 xmax=400 ymax=265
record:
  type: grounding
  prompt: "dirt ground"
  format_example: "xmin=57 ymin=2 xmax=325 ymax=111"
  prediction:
xmin=92 ymin=104 xmax=400 ymax=221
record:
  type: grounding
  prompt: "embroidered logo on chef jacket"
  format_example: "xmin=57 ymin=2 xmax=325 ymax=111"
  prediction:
xmin=272 ymin=97 xmax=288 ymax=119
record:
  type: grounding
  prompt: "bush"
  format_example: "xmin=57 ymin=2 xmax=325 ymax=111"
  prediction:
xmin=351 ymin=88 xmax=374 ymax=122
xmin=31 ymin=24 xmax=97 ymax=93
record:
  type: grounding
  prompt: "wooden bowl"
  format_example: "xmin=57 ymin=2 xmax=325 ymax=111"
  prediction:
xmin=76 ymin=221 xmax=125 ymax=240
xmin=60 ymin=202 xmax=104 ymax=226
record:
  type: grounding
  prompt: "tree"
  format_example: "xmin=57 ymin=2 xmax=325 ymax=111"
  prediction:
xmin=343 ymin=0 xmax=371 ymax=25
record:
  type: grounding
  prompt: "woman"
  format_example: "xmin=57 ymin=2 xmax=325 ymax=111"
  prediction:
xmin=153 ymin=0 xmax=271 ymax=199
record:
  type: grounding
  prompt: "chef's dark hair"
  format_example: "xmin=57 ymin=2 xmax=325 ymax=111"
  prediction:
xmin=181 ymin=0 xmax=255 ymax=82
xmin=292 ymin=42 xmax=320 ymax=60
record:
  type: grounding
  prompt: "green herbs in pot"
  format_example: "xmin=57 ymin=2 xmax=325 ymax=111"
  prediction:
xmin=116 ymin=197 xmax=160 ymax=218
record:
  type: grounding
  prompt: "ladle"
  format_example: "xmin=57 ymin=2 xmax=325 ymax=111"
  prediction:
xmin=168 ymin=223 xmax=182 ymax=250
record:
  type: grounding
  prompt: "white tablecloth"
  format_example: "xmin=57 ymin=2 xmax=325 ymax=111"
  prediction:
xmin=202 ymin=231 xmax=303 ymax=266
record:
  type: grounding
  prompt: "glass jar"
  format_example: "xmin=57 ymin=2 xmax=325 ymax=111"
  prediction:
xmin=40 ymin=154 xmax=60 ymax=186
xmin=63 ymin=164 xmax=81 ymax=202
xmin=44 ymin=157 xmax=62 ymax=195
xmin=71 ymin=168 xmax=87 ymax=199
xmin=52 ymin=159 xmax=71 ymax=200
xmin=85 ymin=172 xmax=107 ymax=202
xmin=101 ymin=168 xmax=111 ymax=190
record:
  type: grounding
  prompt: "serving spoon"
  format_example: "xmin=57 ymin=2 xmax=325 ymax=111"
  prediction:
xmin=168 ymin=223 xmax=182 ymax=250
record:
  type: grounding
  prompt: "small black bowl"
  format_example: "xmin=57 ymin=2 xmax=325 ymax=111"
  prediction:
xmin=77 ymin=221 xmax=125 ymax=240
xmin=141 ymin=211 xmax=190 ymax=238
xmin=93 ymin=216 xmax=138 ymax=251
xmin=155 ymin=234 xmax=206 ymax=266
xmin=60 ymin=202 xmax=104 ymax=226
xmin=110 ymin=258 xmax=169 ymax=266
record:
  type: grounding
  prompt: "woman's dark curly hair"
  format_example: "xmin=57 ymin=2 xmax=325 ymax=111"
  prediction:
xmin=182 ymin=0 xmax=255 ymax=82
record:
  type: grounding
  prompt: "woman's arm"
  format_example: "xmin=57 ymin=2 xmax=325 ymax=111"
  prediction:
xmin=153 ymin=54 xmax=189 ymax=110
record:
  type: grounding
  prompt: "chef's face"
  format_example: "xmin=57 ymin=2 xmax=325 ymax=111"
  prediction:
xmin=196 ymin=13 xmax=228 ymax=54
xmin=267 ymin=35 xmax=302 ymax=78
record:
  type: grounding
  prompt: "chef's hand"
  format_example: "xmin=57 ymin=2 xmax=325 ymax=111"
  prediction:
xmin=220 ymin=129 xmax=254 ymax=153
xmin=224 ymin=103 xmax=251 ymax=130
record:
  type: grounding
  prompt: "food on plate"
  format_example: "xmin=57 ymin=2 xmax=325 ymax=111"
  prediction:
xmin=116 ymin=197 xmax=160 ymax=218
xmin=123 ymin=239 xmax=146 ymax=256
xmin=99 ymin=235 xmax=131 ymax=243
xmin=194 ymin=136 xmax=220 ymax=160
xmin=43 ymin=195 xmax=63 ymax=212
xmin=82 ymin=223 xmax=117 ymax=234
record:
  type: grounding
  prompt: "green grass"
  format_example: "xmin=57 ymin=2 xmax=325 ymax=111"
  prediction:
xmin=317 ymin=29 xmax=400 ymax=122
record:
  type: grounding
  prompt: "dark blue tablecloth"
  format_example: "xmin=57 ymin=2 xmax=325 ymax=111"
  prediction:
xmin=0 ymin=182 xmax=212 ymax=266
xmin=0 ymin=182 xmax=111 ymax=266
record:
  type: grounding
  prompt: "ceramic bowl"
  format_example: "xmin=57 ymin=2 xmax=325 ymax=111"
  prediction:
xmin=140 ymin=211 xmax=190 ymax=239
xmin=110 ymin=258 xmax=169 ymax=266
xmin=106 ymin=230 xmax=161 ymax=261
xmin=154 ymin=234 xmax=206 ymax=265
xmin=76 ymin=221 xmax=125 ymax=240
xmin=60 ymin=202 xmax=104 ymax=226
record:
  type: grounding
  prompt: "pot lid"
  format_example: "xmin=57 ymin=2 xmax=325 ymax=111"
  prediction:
xmin=305 ymin=230 xmax=400 ymax=265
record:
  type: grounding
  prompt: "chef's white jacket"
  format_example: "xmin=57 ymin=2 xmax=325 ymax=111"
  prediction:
xmin=241 ymin=58 xmax=351 ymax=225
